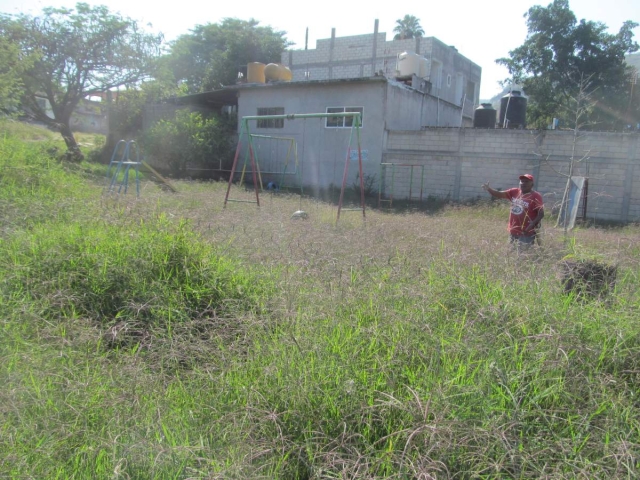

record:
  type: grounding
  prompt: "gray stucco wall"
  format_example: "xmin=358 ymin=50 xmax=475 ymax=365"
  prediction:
xmin=236 ymin=81 xmax=387 ymax=193
xmin=427 ymin=38 xmax=480 ymax=107
xmin=384 ymin=84 xmax=423 ymax=130
xmin=384 ymin=83 xmax=471 ymax=130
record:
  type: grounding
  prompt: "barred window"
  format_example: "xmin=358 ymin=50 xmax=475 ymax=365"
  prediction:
xmin=325 ymin=107 xmax=364 ymax=128
xmin=257 ymin=107 xmax=284 ymax=128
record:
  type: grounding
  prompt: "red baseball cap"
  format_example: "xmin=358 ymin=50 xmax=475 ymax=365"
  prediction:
xmin=519 ymin=174 xmax=534 ymax=182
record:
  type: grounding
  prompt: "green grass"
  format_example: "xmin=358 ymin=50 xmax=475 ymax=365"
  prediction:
xmin=1 ymin=121 xmax=640 ymax=478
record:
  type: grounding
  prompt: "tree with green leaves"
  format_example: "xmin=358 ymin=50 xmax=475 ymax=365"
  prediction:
xmin=393 ymin=15 xmax=424 ymax=41
xmin=0 ymin=36 xmax=27 ymax=113
xmin=0 ymin=3 xmax=163 ymax=159
xmin=140 ymin=109 xmax=236 ymax=176
xmin=166 ymin=18 xmax=290 ymax=94
xmin=497 ymin=0 xmax=638 ymax=130
xmin=107 ymin=63 xmax=185 ymax=146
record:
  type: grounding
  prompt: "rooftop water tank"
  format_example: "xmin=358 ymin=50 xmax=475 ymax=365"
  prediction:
xmin=397 ymin=51 xmax=421 ymax=77
xmin=499 ymin=90 xmax=527 ymax=129
xmin=264 ymin=63 xmax=292 ymax=82
xmin=264 ymin=63 xmax=279 ymax=81
xmin=473 ymin=103 xmax=497 ymax=128
xmin=247 ymin=62 xmax=265 ymax=83
xmin=279 ymin=65 xmax=293 ymax=81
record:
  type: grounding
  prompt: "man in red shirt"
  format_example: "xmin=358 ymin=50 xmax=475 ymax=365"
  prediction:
xmin=482 ymin=174 xmax=544 ymax=245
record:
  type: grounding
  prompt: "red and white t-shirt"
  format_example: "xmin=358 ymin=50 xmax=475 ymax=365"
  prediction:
xmin=505 ymin=188 xmax=544 ymax=237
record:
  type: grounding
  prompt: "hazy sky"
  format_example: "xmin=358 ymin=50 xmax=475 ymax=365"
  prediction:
xmin=1 ymin=0 xmax=638 ymax=99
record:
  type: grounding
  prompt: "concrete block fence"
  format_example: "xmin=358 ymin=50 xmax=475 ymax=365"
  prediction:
xmin=382 ymin=128 xmax=640 ymax=223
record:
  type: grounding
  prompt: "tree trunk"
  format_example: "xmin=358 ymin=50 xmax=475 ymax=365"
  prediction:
xmin=59 ymin=122 xmax=84 ymax=161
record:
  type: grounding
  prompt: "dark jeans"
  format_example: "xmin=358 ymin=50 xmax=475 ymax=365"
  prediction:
xmin=510 ymin=234 xmax=536 ymax=245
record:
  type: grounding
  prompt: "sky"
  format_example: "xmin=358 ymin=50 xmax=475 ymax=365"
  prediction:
xmin=1 ymin=0 xmax=639 ymax=100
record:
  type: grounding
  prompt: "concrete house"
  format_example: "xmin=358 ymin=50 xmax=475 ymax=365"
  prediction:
xmin=237 ymin=24 xmax=482 ymax=191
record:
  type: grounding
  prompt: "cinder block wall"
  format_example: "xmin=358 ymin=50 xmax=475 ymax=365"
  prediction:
xmin=286 ymin=33 xmax=414 ymax=81
xmin=282 ymin=32 xmax=481 ymax=108
xmin=382 ymin=129 xmax=640 ymax=223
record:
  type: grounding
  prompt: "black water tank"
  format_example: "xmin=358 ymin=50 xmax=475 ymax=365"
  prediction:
xmin=499 ymin=90 xmax=527 ymax=129
xmin=473 ymin=103 xmax=497 ymax=128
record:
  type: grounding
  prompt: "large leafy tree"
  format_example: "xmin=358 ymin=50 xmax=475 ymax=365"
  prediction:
xmin=166 ymin=18 xmax=290 ymax=94
xmin=107 ymin=61 xmax=185 ymax=144
xmin=393 ymin=15 xmax=424 ymax=41
xmin=497 ymin=0 xmax=638 ymax=130
xmin=0 ymin=36 xmax=27 ymax=113
xmin=0 ymin=3 xmax=163 ymax=158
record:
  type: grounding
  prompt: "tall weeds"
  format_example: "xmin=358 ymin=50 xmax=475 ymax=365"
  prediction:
xmin=1 ymin=123 xmax=639 ymax=478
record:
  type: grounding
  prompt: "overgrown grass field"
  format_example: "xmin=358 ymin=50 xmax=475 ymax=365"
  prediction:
xmin=1 ymin=120 xmax=639 ymax=479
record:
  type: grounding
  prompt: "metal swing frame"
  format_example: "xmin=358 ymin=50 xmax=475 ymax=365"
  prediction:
xmin=223 ymin=112 xmax=365 ymax=224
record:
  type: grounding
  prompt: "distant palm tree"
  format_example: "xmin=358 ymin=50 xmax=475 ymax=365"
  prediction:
xmin=393 ymin=15 xmax=425 ymax=40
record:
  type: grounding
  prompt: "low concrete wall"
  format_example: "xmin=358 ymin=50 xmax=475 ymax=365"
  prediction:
xmin=382 ymin=128 xmax=640 ymax=223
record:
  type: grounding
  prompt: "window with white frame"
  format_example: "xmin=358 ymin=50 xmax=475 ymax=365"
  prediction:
xmin=257 ymin=107 xmax=284 ymax=128
xmin=325 ymin=106 xmax=364 ymax=128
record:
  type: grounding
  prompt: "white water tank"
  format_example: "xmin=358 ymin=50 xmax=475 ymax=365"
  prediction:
xmin=397 ymin=51 xmax=421 ymax=77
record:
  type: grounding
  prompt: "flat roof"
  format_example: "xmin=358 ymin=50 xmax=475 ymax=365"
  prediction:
xmin=235 ymin=76 xmax=388 ymax=90
xmin=169 ymin=76 xmax=389 ymax=106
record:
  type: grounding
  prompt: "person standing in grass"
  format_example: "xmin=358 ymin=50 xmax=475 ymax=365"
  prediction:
xmin=482 ymin=174 xmax=544 ymax=246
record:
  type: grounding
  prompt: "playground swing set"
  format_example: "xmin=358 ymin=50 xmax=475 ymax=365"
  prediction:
xmin=223 ymin=111 xmax=367 ymax=224
xmin=239 ymin=133 xmax=302 ymax=195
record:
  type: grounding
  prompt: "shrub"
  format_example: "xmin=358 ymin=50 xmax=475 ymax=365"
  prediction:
xmin=351 ymin=172 xmax=378 ymax=198
xmin=140 ymin=110 xmax=236 ymax=176
xmin=1 ymin=216 xmax=267 ymax=339
xmin=561 ymin=259 xmax=617 ymax=300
